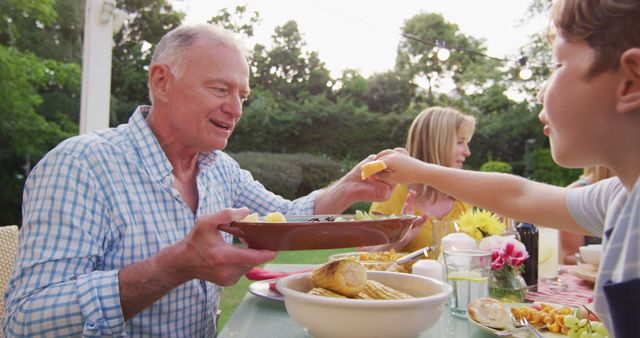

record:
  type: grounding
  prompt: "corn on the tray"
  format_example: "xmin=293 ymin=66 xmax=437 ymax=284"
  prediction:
xmin=355 ymin=280 xmax=413 ymax=300
xmin=307 ymin=259 xmax=414 ymax=300
xmin=307 ymin=287 xmax=348 ymax=298
xmin=310 ymin=259 xmax=367 ymax=297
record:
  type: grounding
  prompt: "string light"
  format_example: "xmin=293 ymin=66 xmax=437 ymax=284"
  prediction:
xmin=402 ymin=34 xmax=538 ymax=81
xmin=435 ymin=40 xmax=450 ymax=61
xmin=517 ymin=57 xmax=533 ymax=80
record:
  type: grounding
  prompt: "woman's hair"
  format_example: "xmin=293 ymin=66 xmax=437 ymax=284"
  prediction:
xmin=551 ymin=0 xmax=640 ymax=78
xmin=582 ymin=166 xmax=614 ymax=184
xmin=148 ymin=24 xmax=249 ymax=101
xmin=405 ymin=106 xmax=476 ymax=202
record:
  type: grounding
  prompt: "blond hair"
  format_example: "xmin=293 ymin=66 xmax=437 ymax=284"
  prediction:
xmin=551 ymin=0 xmax=640 ymax=78
xmin=582 ymin=166 xmax=614 ymax=184
xmin=405 ymin=107 xmax=476 ymax=202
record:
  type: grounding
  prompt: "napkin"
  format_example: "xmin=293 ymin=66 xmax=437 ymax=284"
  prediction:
xmin=245 ymin=267 xmax=314 ymax=281
xmin=246 ymin=267 xmax=315 ymax=292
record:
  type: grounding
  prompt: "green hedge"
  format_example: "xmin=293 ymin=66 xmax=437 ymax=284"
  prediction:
xmin=530 ymin=149 xmax=581 ymax=186
xmin=227 ymin=94 xmax=413 ymax=160
xmin=229 ymin=152 xmax=343 ymax=199
xmin=479 ymin=160 xmax=513 ymax=174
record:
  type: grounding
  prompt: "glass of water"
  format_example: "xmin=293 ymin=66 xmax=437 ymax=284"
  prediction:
xmin=443 ymin=249 xmax=491 ymax=318
xmin=538 ymin=226 xmax=559 ymax=280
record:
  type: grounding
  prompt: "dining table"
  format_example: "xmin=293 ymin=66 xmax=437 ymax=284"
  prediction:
xmin=217 ymin=264 xmax=595 ymax=338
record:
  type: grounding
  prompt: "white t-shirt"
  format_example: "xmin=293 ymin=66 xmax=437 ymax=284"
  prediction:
xmin=567 ymin=176 xmax=640 ymax=338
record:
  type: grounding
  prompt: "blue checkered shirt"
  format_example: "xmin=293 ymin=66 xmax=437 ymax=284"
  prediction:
xmin=3 ymin=106 xmax=318 ymax=337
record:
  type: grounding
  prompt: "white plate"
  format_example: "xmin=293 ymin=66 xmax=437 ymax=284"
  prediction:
xmin=570 ymin=263 xmax=598 ymax=283
xmin=248 ymin=279 xmax=284 ymax=301
xmin=467 ymin=303 xmax=569 ymax=337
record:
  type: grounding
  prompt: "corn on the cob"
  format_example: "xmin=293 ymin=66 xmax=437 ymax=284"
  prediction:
xmin=311 ymin=259 xmax=367 ymax=297
xmin=307 ymin=287 xmax=348 ymax=298
xmin=355 ymin=280 xmax=413 ymax=300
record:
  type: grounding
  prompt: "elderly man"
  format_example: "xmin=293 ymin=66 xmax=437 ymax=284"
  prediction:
xmin=3 ymin=24 xmax=392 ymax=336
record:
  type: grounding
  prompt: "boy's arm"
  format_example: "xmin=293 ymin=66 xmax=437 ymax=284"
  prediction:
xmin=378 ymin=152 xmax=588 ymax=234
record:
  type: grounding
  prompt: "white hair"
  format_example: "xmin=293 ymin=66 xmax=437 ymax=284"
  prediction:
xmin=148 ymin=24 xmax=250 ymax=102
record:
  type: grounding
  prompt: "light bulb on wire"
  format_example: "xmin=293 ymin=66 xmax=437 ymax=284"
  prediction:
xmin=437 ymin=48 xmax=450 ymax=61
xmin=519 ymin=68 xmax=533 ymax=80
xmin=518 ymin=56 xmax=532 ymax=80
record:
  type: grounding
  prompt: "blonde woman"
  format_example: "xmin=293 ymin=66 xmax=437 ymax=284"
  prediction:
xmin=363 ymin=106 xmax=476 ymax=252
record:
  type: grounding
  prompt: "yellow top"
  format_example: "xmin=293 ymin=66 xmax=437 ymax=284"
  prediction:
xmin=369 ymin=185 xmax=471 ymax=252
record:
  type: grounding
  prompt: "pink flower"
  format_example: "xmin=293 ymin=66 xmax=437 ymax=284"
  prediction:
xmin=479 ymin=235 xmax=529 ymax=272
xmin=491 ymin=251 xmax=505 ymax=270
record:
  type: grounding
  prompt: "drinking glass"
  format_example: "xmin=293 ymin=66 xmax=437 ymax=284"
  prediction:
xmin=432 ymin=220 xmax=458 ymax=259
xmin=443 ymin=249 xmax=491 ymax=318
xmin=538 ymin=226 xmax=559 ymax=280
xmin=538 ymin=226 xmax=567 ymax=291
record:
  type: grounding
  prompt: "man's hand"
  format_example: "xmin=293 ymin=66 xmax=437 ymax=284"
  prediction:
xmin=314 ymin=155 xmax=394 ymax=214
xmin=119 ymin=208 xmax=276 ymax=319
xmin=169 ymin=208 xmax=277 ymax=286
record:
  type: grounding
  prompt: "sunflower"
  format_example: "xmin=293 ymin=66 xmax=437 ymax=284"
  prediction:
xmin=456 ymin=208 xmax=506 ymax=240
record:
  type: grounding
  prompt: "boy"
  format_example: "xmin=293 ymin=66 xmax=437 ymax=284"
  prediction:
xmin=374 ymin=0 xmax=640 ymax=337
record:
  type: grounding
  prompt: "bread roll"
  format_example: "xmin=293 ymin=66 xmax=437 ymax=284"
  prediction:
xmin=467 ymin=298 xmax=510 ymax=329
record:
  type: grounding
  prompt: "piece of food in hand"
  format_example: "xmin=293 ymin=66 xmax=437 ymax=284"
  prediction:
xmin=241 ymin=212 xmax=260 ymax=222
xmin=311 ymin=259 xmax=367 ymax=297
xmin=360 ymin=160 xmax=387 ymax=180
xmin=467 ymin=298 xmax=510 ymax=330
xmin=307 ymin=287 xmax=348 ymax=298
xmin=355 ymin=280 xmax=413 ymax=300
xmin=264 ymin=211 xmax=287 ymax=223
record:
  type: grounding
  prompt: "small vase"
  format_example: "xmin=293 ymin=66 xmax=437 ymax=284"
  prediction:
xmin=489 ymin=269 xmax=527 ymax=303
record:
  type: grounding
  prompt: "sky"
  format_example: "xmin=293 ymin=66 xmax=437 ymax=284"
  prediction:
xmin=172 ymin=0 xmax=548 ymax=78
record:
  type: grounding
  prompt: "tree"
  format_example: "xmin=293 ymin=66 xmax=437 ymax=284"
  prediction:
xmin=396 ymin=13 xmax=498 ymax=100
xmin=365 ymin=70 xmax=415 ymax=114
xmin=208 ymin=5 xmax=260 ymax=38
xmin=110 ymin=0 xmax=184 ymax=125
xmin=250 ymin=20 xmax=332 ymax=101
xmin=0 ymin=46 xmax=79 ymax=225
xmin=334 ymin=69 xmax=368 ymax=107
xmin=0 ymin=0 xmax=82 ymax=225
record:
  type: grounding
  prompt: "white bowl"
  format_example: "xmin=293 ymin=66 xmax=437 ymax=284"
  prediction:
xmin=579 ymin=244 xmax=602 ymax=267
xmin=276 ymin=271 xmax=452 ymax=338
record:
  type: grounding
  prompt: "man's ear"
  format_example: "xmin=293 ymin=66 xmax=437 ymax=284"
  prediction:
xmin=616 ymin=48 xmax=640 ymax=113
xmin=148 ymin=64 xmax=172 ymax=103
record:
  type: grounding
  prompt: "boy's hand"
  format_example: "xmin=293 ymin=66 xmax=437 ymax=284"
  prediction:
xmin=373 ymin=149 xmax=427 ymax=185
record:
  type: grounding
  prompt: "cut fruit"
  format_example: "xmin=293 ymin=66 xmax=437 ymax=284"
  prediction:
xmin=264 ymin=212 xmax=287 ymax=223
xmin=539 ymin=242 xmax=553 ymax=264
xmin=361 ymin=160 xmax=387 ymax=180
xmin=241 ymin=212 xmax=259 ymax=222
xmin=447 ymin=275 xmax=489 ymax=283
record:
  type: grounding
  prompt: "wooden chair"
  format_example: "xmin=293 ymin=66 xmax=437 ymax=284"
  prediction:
xmin=0 ymin=225 xmax=19 ymax=328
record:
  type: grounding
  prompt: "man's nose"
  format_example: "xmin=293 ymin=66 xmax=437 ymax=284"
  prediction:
xmin=222 ymin=95 xmax=243 ymax=118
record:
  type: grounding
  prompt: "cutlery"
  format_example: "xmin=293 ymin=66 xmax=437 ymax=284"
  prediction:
xmin=385 ymin=246 xmax=433 ymax=271
xmin=510 ymin=313 xmax=545 ymax=338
